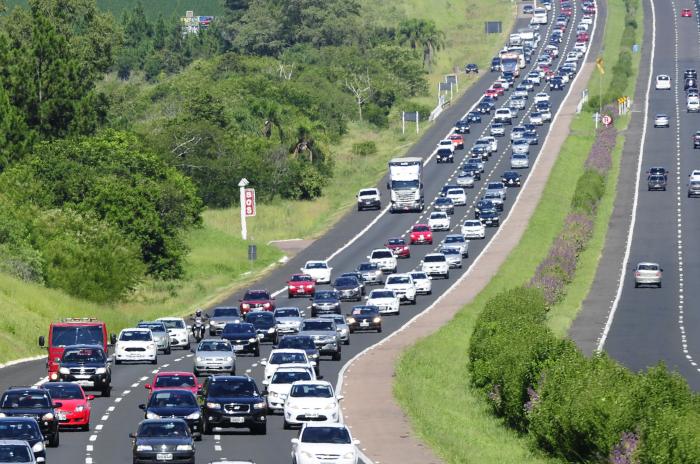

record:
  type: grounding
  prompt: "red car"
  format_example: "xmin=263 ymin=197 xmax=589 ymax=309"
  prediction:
xmin=239 ymin=289 xmax=275 ymax=314
xmin=682 ymin=8 xmax=693 ymax=17
xmin=409 ymin=224 xmax=433 ymax=245
xmin=384 ymin=238 xmax=411 ymax=258
xmin=484 ymin=88 xmax=499 ymax=99
xmin=577 ymin=32 xmax=590 ymax=42
xmin=287 ymin=273 xmax=316 ymax=298
xmin=490 ymin=83 xmax=505 ymax=96
xmin=145 ymin=371 xmax=200 ymax=398
xmin=449 ymin=134 xmax=465 ymax=149
xmin=43 ymin=382 xmax=93 ymax=430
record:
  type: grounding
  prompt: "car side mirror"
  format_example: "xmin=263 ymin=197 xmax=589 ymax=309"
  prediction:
xmin=291 ymin=438 xmax=300 ymax=445
xmin=54 ymin=357 xmax=61 ymax=363
xmin=353 ymin=439 xmax=361 ymax=445
xmin=192 ymin=432 xmax=202 ymax=441
xmin=336 ymin=394 xmax=344 ymax=401
xmin=138 ymin=404 xmax=146 ymax=410
xmin=87 ymin=395 xmax=95 ymax=401
xmin=107 ymin=357 xmax=114 ymax=364
xmin=300 ymin=311 xmax=306 ymax=317
xmin=260 ymin=360 xmax=267 ymax=365
xmin=310 ymin=361 xmax=317 ymax=367
xmin=110 ymin=334 xmax=117 ymax=345
xmin=38 ymin=336 xmax=45 ymax=347
xmin=300 ymin=268 xmax=305 ymax=272
xmin=145 ymin=384 xmax=152 ymax=390
xmin=262 ymin=379 xmax=269 ymax=386
xmin=129 ymin=433 xmax=136 ymax=439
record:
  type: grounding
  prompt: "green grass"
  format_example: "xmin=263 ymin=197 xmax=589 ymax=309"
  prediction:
xmin=3 ymin=0 xmax=224 ymax=18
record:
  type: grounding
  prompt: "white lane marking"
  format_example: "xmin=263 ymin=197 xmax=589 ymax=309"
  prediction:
xmin=95 ymin=424 xmax=103 ymax=431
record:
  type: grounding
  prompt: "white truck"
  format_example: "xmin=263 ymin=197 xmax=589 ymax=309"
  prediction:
xmin=388 ymin=157 xmax=424 ymax=213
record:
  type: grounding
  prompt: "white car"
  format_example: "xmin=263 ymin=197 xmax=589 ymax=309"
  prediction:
xmin=264 ymin=366 xmax=315 ymax=412
xmin=261 ymin=349 xmax=315 ymax=382
xmin=301 ymin=260 xmax=332 ymax=284
xmin=409 ymin=271 xmax=432 ymax=295
xmin=365 ymin=289 xmax=400 ymax=315
xmin=438 ymin=139 xmax=456 ymax=151
xmin=290 ymin=424 xmax=359 ymax=464
xmin=157 ymin=317 xmax=190 ymax=350
xmin=511 ymin=153 xmax=530 ymax=169
xmin=115 ymin=328 xmax=157 ymax=364
xmin=428 ymin=211 xmax=451 ymax=231
xmin=420 ymin=253 xmax=449 ymax=279
xmin=384 ymin=273 xmax=417 ymax=305
xmin=482 ymin=136 xmax=498 ymax=153
xmin=441 ymin=234 xmax=469 ymax=257
xmin=367 ymin=248 xmax=398 ymax=273
xmin=461 ymin=219 xmax=486 ymax=239
xmin=534 ymin=92 xmax=550 ymax=104
xmin=654 ymin=113 xmax=670 ymax=128
xmin=581 ymin=14 xmax=594 ymax=24
xmin=529 ymin=112 xmax=544 ymax=126
xmin=539 ymin=107 xmax=552 ymax=122
xmin=284 ymin=381 xmax=343 ymax=429
xmin=573 ymin=42 xmax=587 ymax=56
xmin=656 ymin=74 xmax=672 ymax=90
xmin=445 ymin=188 xmax=467 ymax=206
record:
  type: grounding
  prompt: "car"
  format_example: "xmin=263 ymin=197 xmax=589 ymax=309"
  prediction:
xmin=192 ymin=339 xmax=236 ymax=376
xmin=310 ymin=290 xmax=342 ymax=317
xmin=576 ymin=31 xmax=589 ymax=42
xmin=656 ymin=74 xmax=672 ymax=90
xmin=538 ymin=106 xmax=552 ymax=122
xmin=463 ymin=160 xmax=483 ymax=176
xmin=438 ymin=138 xmax=456 ymax=151
xmin=434 ymin=197 xmax=455 ymax=215
xmin=490 ymin=56 xmax=501 ymax=72
xmin=474 ymin=199 xmax=495 ymax=219
xmin=511 ymin=126 xmax=526 ymax=142
xmin=694 ymin=131 xmax=700 ymax=149
xmin=0 ymin=440 xmax=35 ymax=464
xmin=686 ymin=78 xmax=698 ymax=92
xmin=53 ymin=345 xmax=111 ymax=397
xmin=490 ymin=122 xmax=506 ymax=137
xmin=449 ymin=134 xmax=465 ymax=149
xmin=436 ymin=146 xmax=455 ymax=164
xmin=130 ymin=418 xmax=197 ymax=463
xmin=115 ymin=328 xmax=157 ymax=365
xmin=465 ymin=63 xmax=479 ymax=73
xmin=346 ymin=306 xmax=383 ymax=333
xmin=298 ymin=319 xmax=342 ymax=360
xmin=633 ymin=262 xmax=662 ymax=288
xmin=356 ymin=188 xmax=381 ymax=211
xmin=220 ymin=323 xmax=261 ymax=357
xmin=466 ymin=111 xmax=481 ymax=123
xmin=502 ymin=171 xmax=522 ymax=187
xmin=290 ymin=423 xmax=359 ymax=463
xmin=527 ymin=71 xmax=541 ymax=85
xmin=513 ymin=86 xmax=528 ymax=99
xmin=647 ymin=174 xmax=667 ymax=191
xmin=681 ymin=8 xmax=693 ymax=17
xmin=284 ymin=382 xmax=342 ymax=430
xmin=428 ymin=211 xmax=451 ymax=232
xmin=340 ymin=271 xmax=366 ymax=295
xmin=239 ymin=289 xmax=275 ymax=314
xmin=199 ymin=376 xmax=267 ymax=435
xmin=261 ymin=349 xmax=316 ymax=381
xmin=445 ymin=188 xmax=467 ymax=206
xmin=477 ymin=100 xmax=493 ymax=114
xmin=455 ymin=119 xmax=471 ymax=134
xmin=276 ymin=335 xmax=321 ymax=375
xmin=456 ymin=171 xmax=475 ymax=189
xmin=529 ymin=111 xmax=544 ymax=126
xmin=549 ymin=76 xmax=565 ymax=90
xmin=384 ymin=238 xmax=411 ymax=259
xmin=534 ymin=92 xmax=550 ymax=104
xmin=409 ymin=224 xmax=433 ymax=245
xmin=441 ymin=247 xmax=462 ymax=268
xmin=688 ymin=177 xmax=700 ymax=197
xmin=512 ymin=139 xmax=531 ymax=155
xmin=483 ymin=191 xmax=504 ymax=211
xmin=461 ymin=219 xmax=486 ymax=239
xmin=420 ymin=253 xmax=449 ymax=279
xmin=484 ymin=87 xmax=499 ymax=99
xmin=155 ymin=317 xmax=190 ymax=351
xmin=479 ymin=209 xmax=501 ymax=227
xmin=245 ymin=311 xmax=278 ymax=344
xmin=287 ymin=274 xmax=316 ymax=298
xmin=139 ymin=389 xmax=203 ymax=438
xmin=647 ymin=166 xmax=669 ymax=180
xmin=367 ymin=248 xmax=398 ymax=273
xmin=523 ymin=130 xmax=539 ymax=145
xmin=481 ymin=136 xmax=498 ymax=153
xmin=365 ymin=289 xmax=400 ymax=315
xmin=654 ymin=113 xmax=670 ymax=128
xmin=137 ymin=321 xmax=171 ymax=354
xmin=300 ymin=261 xmax=332 ymax=285
xmin=42 ymin=382 xmax=93 ymax=431
xmin=685 ymin=68 xmax=698 ymax=79
xmin=581 ymin=14 xmax=594 ymax=24
xmin=0 ymin=388 xmax=59 ymax=448
xmin=318 ymin=314 xmax=351 ymax=345
xmin=0 ymin=419 xmax=46 ymax=463
xmin=207 ymin=307 xmax=242 ymax=336
xmin=494 ymin=108 xmax=513 ymax=124
xmin=509 ymin=96 xmax=526 ymax=111
xmin=273 ymin=307 xmax=304 ymax=335
xmin=470 ymin=144 xmax=489 ymax=161
xmin=356 ymin=262 xmax=383 ymax=285
xmin=384 ymin=273 xmax=417 ymax=305
xmin=441 ymin=234 xmax=469 ymax=257
xmin=263 ymin=367 xmax=315 ymax=413
xmin=332 ymin=276 xmax=363 ymax=302
xmin=688 ymin=94 xmax=700 ymax=112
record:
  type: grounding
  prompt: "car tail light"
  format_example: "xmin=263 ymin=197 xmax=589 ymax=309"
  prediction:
xmin=635 ymin=272 xmax=640 ymax=277
xmin=306 ymin=284 xmax=313 ymax=289
xmin=656 ymin=272 xmax=661 ymax=277
xmin=263 ymin=302 xmax=271 ymax=308
xmin=241 ymin=303 xmax=250 ymax=309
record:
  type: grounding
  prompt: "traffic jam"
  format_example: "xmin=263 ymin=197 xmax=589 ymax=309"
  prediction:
xmin=0 ymin=0 xmax=595 ymax=462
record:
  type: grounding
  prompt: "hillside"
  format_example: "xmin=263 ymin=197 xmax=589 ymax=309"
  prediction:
xmin=4 ymin=0 xmax=224 ymax=17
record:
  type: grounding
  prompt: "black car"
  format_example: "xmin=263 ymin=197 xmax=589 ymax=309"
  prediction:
xmin=479 ymin=209 xmax=501 ymax=227
xmin=244 ymin=311 xmax=278 ymax=344
xmin=647 ymin=174 xmax=667 ymax=191
xmin=139 ymin=390 xmax=202 ymax=439
xmin=647 ymin=166 xmax=668 ymax=180
xmin=455 ymin=119 xmax=471 ymax=134
xmin=466 ymin=111 xmax=481 ymax=123
xmin=333 ymin=276 xmax=363 ymax=302
xmin=474 ymin=199 xmax=496 ymax=219
xmin=434 ymin=197 xmax=455 ymax=215
xmin=221 ymin=323 xmax=260 ymax=356
xmin=130 ymin=419 xmax=196 ymax=464
xmin=502 ymin=72 xmax=515 ymax=84
xmin=310 ymin=290 xmax=341 ymax=317
xmin=0 ymin=418 xmax=47 ymax=462
xmin=501 ymin=171 xmax=522 ymax=187
xmin=523 ymin=130 xmax=539 ymax=145
xmin=436 ymin=147 xmax=454 ymax=163
xmin=694 ymin=131 xmax=700 ymax=149
xmin=346 ymin=306 xmax=382 ymax=333
xmin=470 ymin=145 xmax=489 ymax=161
xmin=465 ymin=63 xmax=479 ymax=74
xmin=490 ymin=56 xmax=501 ymax=72
xmin=685 ymin=68 xmax=697 ymax=80
xmin=685 ymin=78 xmax=697 ymax=91
xmin=53 ymin=344 xmax=112 ymax=397
xmin=477 ymin=101 xmax=493 ymax=114
xmin=199 ymin=376 xmax=267 ymax=434
xmin=550 ymin=77 xmax=565 ymax=90
xmin=339 ymin=272 xmax=366 ymax=295
xmin=276 ymin=335 xmax=321 ymax=375
xmin=461 ymin=166 xmax=481 ymax=181
xmin=0 ymin=388 xmax=59 ymax=447
xmin=439 ymin=185 xmax=461 ymax=198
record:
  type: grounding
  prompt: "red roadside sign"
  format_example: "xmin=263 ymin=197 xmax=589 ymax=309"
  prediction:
xmin=244 ymin=188 xmax=256 ymax=217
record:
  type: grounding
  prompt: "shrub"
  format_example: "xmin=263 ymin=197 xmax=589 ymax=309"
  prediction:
xmin=352 ymin=141 xmax=378 ymax=156
xmin=399 ymin=101 xmax=432 ymax=121
xmin=571 ymin=169 xmax=605 ymax=214
xmin=638 ymin=406 xmax=700 ymax=463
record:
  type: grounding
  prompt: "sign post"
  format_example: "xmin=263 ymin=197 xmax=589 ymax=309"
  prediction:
xmin=238 ymin=178 xmax=250 ymax=240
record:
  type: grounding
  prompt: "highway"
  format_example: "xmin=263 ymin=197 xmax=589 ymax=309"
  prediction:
xmin=0 ymin=0 xmax=598 ymax=461
xmin=602 ymin=0 xmax=700 ymax=390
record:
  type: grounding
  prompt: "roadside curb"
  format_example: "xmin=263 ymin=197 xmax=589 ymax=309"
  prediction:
xmin=0 ymin=354 xmax=46 ymax=370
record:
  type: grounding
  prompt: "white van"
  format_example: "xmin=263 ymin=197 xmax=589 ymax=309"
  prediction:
xmin=688 ymin=94 xmax=700 ymax=112
xmin=532 ymin=8 xmax=548 ymax=25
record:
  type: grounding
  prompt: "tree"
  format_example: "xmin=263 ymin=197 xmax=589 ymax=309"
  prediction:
xmin=398 ymin=19 xmax=446 ymax=69
xmin=345 ymin=71 xmax=372 ymax=122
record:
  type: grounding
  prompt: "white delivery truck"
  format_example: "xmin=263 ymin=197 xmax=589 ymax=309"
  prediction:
xmin=388 ymin=157 xmax=424 ymax=213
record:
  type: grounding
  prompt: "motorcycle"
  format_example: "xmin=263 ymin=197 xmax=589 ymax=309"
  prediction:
xmin=191 ymin=316 xmax=206 ymax=342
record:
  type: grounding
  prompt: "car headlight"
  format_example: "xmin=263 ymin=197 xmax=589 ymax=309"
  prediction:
xmin=196 ymin=356 xmax=203 ymax=362
xmin=269 ymin=391 xmax=278 ymax=398
xmin=50 ymin=372 xmax=59 ymax=381
xmin=300 ymin=450 xmax=314 ymax=458
xmin=310 ymin=353 xmax=319 ymax=358
xmin=286 ymin=401 xmax=298 ymax=409
xmin=253 ymin=401 xmax=266 ymax=410
xmin=176 ymin=445 xmax=193 ymax=451
xmin=373 ymin=317 xmax=381 ymax=323
xmin=95 ymin=367 xmax=107 ymax=375
xmin=185 ymin=412 xmax=201 ymax=420
xmin=0 ymin=413 xmax=5 ymax=418
xmin=225 ymin=356 xmax=233 ymax=362
xmin=267 ymin=328 xmax=275 ymax=334
xmin=347 ymin=317 xmax=356 ymax=324
xmin=248 ymin=338 xmax=257 ymax=343
xmin=145 ymin=412 xmax=160 ymax=419
xmin=148 ymin=343 xmax=155 ymax=349
xmin=136 ymin=445 xmax=153 ymax=452
xmin=41 ymin=413 xmax=54 ymax=421
xmin=32 ymin=441 xmax=44 ymax=453
xmin=59 ymin=367 xmax=70 ymax=375
xmin=343 ymin=451 xmax=356 ymax=459
xmin=340 ymin=329 xmax=348 ymax=334
xmin=206 ymin=402 xmax=221 ymax=410
xmin=75 ymin=405 xmax=85 ymax=413
xmin=324 ymin=402 xmax=336 ymax=410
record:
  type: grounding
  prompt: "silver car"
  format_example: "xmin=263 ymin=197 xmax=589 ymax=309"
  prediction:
xmin=357 ymin=262 xmax=383 ymax=285
xmin=490 ymin=123 xmax=506 ymax=137
xmin=653 ymin=113 xmax=670 ymax=128
xmin=192 ymin=339 xmax=236 ymax=376
xmin=298 ymin=319 xmax=342 ymax=361
xmin=456 ymin=172 xmax=475 ymax=188
xmin=634 ymin=262 xmax=663 ymax=288
xmin=137 ymin=321 xmax=171 ymax=354
xmin=274 ymin=307 xmax=305 ymax=335
xmin=319 ymin=314 xmax=351 ymax=345
xmin=441 ymin=247 xmax=463 ymax=268
xmin=512 ymin=139 xmax=530 ymax=155
xmin=207 ymin=306 xmax=243 ymax=336
xmin=511 ymin=153 xmax=530 ymax=169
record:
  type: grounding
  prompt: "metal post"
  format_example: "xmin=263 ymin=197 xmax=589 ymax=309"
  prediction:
xmin=402 ymin=112 xmax=405 ymax=135
xmin=416 ymin=114 xmax=420 ymax=134
xmin=238 ymin=178 xmax=249 ymax=240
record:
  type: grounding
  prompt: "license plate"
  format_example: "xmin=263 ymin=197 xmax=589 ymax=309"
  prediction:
xmin=77 ymin=380 xmax=93 ymax=386
xmin=306 ymin=413 xmax=319 ymax=418
xmin=360 ymin=321 xmax=369 ymax=327
xmin=156 ymin=453 xmax=173 ymax=461
xmin=75 ymin=374 xmax=90 ymax=379
xmin=229 ymin=416 xmax=245 ymax=423
xmin=57 ymin=412 xmax=67 ymax=421
xmin=233 ymin=345 xmax=244 ymax=351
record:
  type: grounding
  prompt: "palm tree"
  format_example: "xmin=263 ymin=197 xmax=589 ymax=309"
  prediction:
xmin=397 ymin=19 xmax=446 ymax=70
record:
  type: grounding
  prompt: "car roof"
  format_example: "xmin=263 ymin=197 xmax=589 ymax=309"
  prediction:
xmin=636 ymin=262 xmax=660 ymax=266
xmin=157 ymin=317 xmax=185 ymax=322
xmin=121 ymin=327 xmax=151 ymax=333
xmin=0 ymin=439 xmax=32 ymax=446
xmin=155 ymin=371 xmax=195 ymax=377
xmin=290 ymin=380 xmax=332 ymax=387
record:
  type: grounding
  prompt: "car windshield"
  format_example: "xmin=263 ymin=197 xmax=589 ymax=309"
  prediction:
xmin=275 ymin=308 xmax=300 ymax=318
xmin=352 ymin=307 xmax=378 ymax=316
xmin=290 ymin=384 xmax=333 ymax=398
xmin=447 ymin=190 xmax=464 ymax=196
xmin=430 ymin=213 xmax=446 ymax=219
xmin=43 ymin=383 xmax=84 ymax=400
xmin=138 ymin=323 xmax=165 ymax=333
xmin=246 ymin=313 xmax=273 ymax=323
xmin=305 ymin=262 xmax=327 ymax=269
xmin=222 ymin=324 xmax=255 ymax=336
xmin=270 ymin=352 xmax=306 ymax=365
xmin=278 ymin=337 xmax=315 ymax=350
xmin=485 ymin=192 xmax=500 ymax=199
xmin=271 ymin=371 xmax=312 ymax=384
xmin=514 ymin=154 xmax=527 ymax=159
xmin=150 ymin=391 xmax=197 ymax=408
xmin=423 ymin=255 xmax=445 ymax=263
xmin=62 ymin=347 xmax=106 ymax=363
xmin=386 ymin=239 xmax=405 ymax=246
xmin=244 ymin=290 xmax=269 ymax=300
xmin=334 ymin=278 xmax=357 ymax=287
xmin=301 ymin=321 xmax=334 ymax=331
xmin=443 ymin=248 xmax=460 ymax=255
xmin=1 ymin=392 xmax=49 ymax=409
xmin=301 ymin=426 xmax=351 ymax=444
xmin=290 ymin=275 xmax=312 ymax=282
xmin=372 ymin=251 xmax=392 ymax=258
xmin=50 ymin=325 xmax=103 ymax=347
xmin=370 ymin=290 xmax=394 ymax=298
xmin=119 ymin=331 xmax=151 ymax=342
xmin=0 ymin=443 xmax=31 ymax=462
xmin=208 ymin=380 xmax=257 ymax=397
xmin=359 ymin=190 xmax=376 ymax=197
xmin=464 ymin=221 xmax=481 ymax=227
xmin=315 ymin=291 xmax=338 ymax=300
xmin=138 ymin=421 xmax=189 ymax=437
xmin=387 ymin=276 xmax=410 ymax=285
xmin=638 ymin=264 xmax=659 ymax=271
xmin=0 ymin=422 xmax=38 ymax=440
xmin=445 ymin=236 xmax=464 ymax=243
xmin=358 ymin=263 xmax=377 ymax=271
xmin=198 ymin=340 xmax=232 ymax=352
xmin=410 ymin=273 xmax=428 ymax=280
xmin=154 ymin=375 xmax=196 ymax=388
xmin=160 ymin=320 xmax=185 ymax=329
xmin=412 ymin=226 xmax=430 ymax=232
xmin=649 ymin=175 xmax=665 ymax=182
xmin=212 ymin=308 xmax=239 ymax=318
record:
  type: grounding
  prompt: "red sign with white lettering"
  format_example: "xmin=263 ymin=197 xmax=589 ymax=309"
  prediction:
xmin=244 ymin=188 xmax=256 ymax=217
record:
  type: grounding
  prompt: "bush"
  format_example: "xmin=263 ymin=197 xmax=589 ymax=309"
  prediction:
xmin=638 ymin=406 xmax=700 ymax=463
xmin=571 ymin=169 xmax=605 ymax=214
xmin=352 ymin=141 xmax=378 ymax=156
xmin=400 ymin=101 xmax=432 ymax=121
